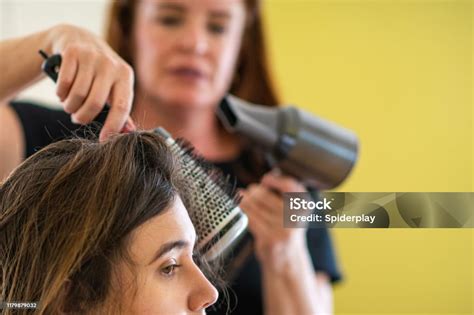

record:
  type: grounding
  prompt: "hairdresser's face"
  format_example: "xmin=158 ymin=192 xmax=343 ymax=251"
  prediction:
xmin=133 ymin=0 xmax=246 ymax=108
xmin=118 ymin=197 xmax=218 ymax=314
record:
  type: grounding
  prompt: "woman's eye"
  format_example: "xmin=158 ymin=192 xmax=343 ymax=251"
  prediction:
xmin=160 ymin=261 xmax=181 ymax=277
xmin=156 ymin=16 xmax=182 ymax=27
xmin=208 ymin=23 xmax=226 ymax=34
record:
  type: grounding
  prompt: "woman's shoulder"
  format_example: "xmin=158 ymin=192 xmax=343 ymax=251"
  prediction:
xmin=10 ymin=100 xmax=69 ymax=123
xmin=9 ymin=100 xmax=106 ymax=158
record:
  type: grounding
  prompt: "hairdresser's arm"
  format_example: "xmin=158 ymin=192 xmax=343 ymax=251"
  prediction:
xmin=240 ymin=173 xmax=333 ymax=315
xmin=0 ymin=106 xmax=24 ymax=180
xmin=0 ymin=23 xmax=134 ymax=141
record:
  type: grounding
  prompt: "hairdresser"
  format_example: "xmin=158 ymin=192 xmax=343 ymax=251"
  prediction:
xmin=0 ymin=1 xmax=341 ymax=314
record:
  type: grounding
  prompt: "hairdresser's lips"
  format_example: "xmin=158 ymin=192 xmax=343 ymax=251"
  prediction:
xmin=167 ymin=65 xmax=209 ymax=83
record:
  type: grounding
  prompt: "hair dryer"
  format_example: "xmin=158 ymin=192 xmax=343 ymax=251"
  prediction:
xmin=217 ymin=95 xmax=359 ymax=189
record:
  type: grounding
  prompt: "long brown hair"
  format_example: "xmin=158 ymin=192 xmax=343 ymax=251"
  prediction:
xmin=0 ymin=132 xmax=204 ymax=314
xmin=105 ymin=0 xmax=279 ymax=106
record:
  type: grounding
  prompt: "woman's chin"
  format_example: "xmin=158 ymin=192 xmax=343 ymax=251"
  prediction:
xmin=160 ymin=90 xmax=219 ymax=110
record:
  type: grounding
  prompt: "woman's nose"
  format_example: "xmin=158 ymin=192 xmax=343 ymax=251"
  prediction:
xmin=177 ymin=21 xmax=209 ymax=55
xmin=188 ymin=266 xmax=219 ymax=312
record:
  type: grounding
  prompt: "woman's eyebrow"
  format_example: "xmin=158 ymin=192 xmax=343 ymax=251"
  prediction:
xmin=148 ymin=240 xmax=188 ymax=265
xmin=155 ymin=2 xmax=185 ymax=12
xmin=209 ymin=10 xmax=231 ymax=19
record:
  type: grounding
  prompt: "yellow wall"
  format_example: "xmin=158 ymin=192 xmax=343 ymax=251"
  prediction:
xmin=263 ymin=0 xmax=473 ymax=314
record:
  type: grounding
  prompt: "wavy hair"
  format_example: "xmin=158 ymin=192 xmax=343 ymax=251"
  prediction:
xmin=0 ymin=131 xmax=223 ymax=314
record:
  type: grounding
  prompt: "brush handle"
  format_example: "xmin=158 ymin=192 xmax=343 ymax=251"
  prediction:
xmin=39 ymin=51 xmax=62 ymax=82
xmin=39 ymin=50 xmax=113 ymax=111
xmin=38 ymin=50 xmax=137 ymax=133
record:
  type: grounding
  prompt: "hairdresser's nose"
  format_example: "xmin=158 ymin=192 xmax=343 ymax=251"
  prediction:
xmin=188 ymin=265 xmax=219 ymax=313
xmin=178 ymin=20 xmax=209 ymax=55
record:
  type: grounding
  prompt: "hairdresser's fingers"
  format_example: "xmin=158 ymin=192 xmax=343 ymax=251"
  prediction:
xmin=71 ymin=71 xmax=114 ymax=125
xmin=99 ymin=67 xmax=134 ymax=141
xmin=244 ymin=204 xmax=263 ymax=234
xmin=241 ymin=195 xmax=275 ymax=229
xmin=247 ymin=184 xmax=282 ymax=213
xmin=121 ymin=116 xmax=137 ymax=133
xmin=243 ymin=193 xmax=304 ymax=262
xmin=243 ymin=184 xmax=307 ymax=244
xmin=63 ymin=55 xmax=95 ymax=118
xmin=56 ymin=47 xmax=78 ymax=103
xmin=241 ymin=193 xmax=274 ymax=238
xmin=246 ymin=212 xmax=272 ymax=242
xmin=245 ymin=185 xmax=286 ymax=229
xmin=262 ymin=172 xmax=307 ymax=194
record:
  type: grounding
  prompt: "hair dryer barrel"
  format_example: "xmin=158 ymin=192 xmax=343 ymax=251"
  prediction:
xmin=277 ymin=106 xmax=358 ymax=189
xmin=217 ymin=95 xmax=359 ymax=189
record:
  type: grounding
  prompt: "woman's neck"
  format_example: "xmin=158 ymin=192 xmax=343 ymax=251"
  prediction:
xmin=131 ymin=92 xmax=241 ymax=161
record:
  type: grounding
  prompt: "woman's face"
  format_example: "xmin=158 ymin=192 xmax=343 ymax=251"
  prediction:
xmin=116 ymin=196 xmax=218 ymax=314
xmin=132 ymin=0 xmax=247 ymax=109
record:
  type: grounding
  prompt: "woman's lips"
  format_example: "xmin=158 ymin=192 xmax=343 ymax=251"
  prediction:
xmin=168 ymin=67 xmax=207 ymax=82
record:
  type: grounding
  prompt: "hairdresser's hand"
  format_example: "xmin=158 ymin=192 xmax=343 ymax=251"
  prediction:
xmin=48 ymin=24 xmax=135 ymax=140
xmin=240 ymin=172 xmax=308 ymax=267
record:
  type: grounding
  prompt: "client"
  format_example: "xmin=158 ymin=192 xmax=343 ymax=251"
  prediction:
xmin=0 ymin=131 xmax=218 ymax=314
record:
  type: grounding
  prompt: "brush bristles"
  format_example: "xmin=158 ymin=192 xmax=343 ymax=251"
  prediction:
xmin=174 ymin=138 xmax=241 ymax=205
xmin=171 ymin=139 xmax=242 ymax=245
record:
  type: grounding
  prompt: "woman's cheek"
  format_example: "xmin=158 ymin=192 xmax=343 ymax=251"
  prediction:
xmin=215 ymin=32 xmax=243 ymax=86
xmin=131 ymin=277 xmax=185 ymax=314
xmin=213 ymin=50 xmax=239 ymax=93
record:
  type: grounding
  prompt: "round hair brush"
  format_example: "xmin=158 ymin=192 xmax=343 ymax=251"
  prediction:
xmin=154 ymin=128 xmax=248 ymax=261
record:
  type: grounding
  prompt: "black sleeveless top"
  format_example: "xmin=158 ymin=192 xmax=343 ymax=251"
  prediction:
xmin=10 ymin=101 xmax=342 ymax=315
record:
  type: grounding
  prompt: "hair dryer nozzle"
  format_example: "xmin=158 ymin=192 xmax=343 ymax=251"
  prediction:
xmin=217 ymin=95 xmax=359 ymax=189
xmin=217 ymin=95 xmax=280 ymax=150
